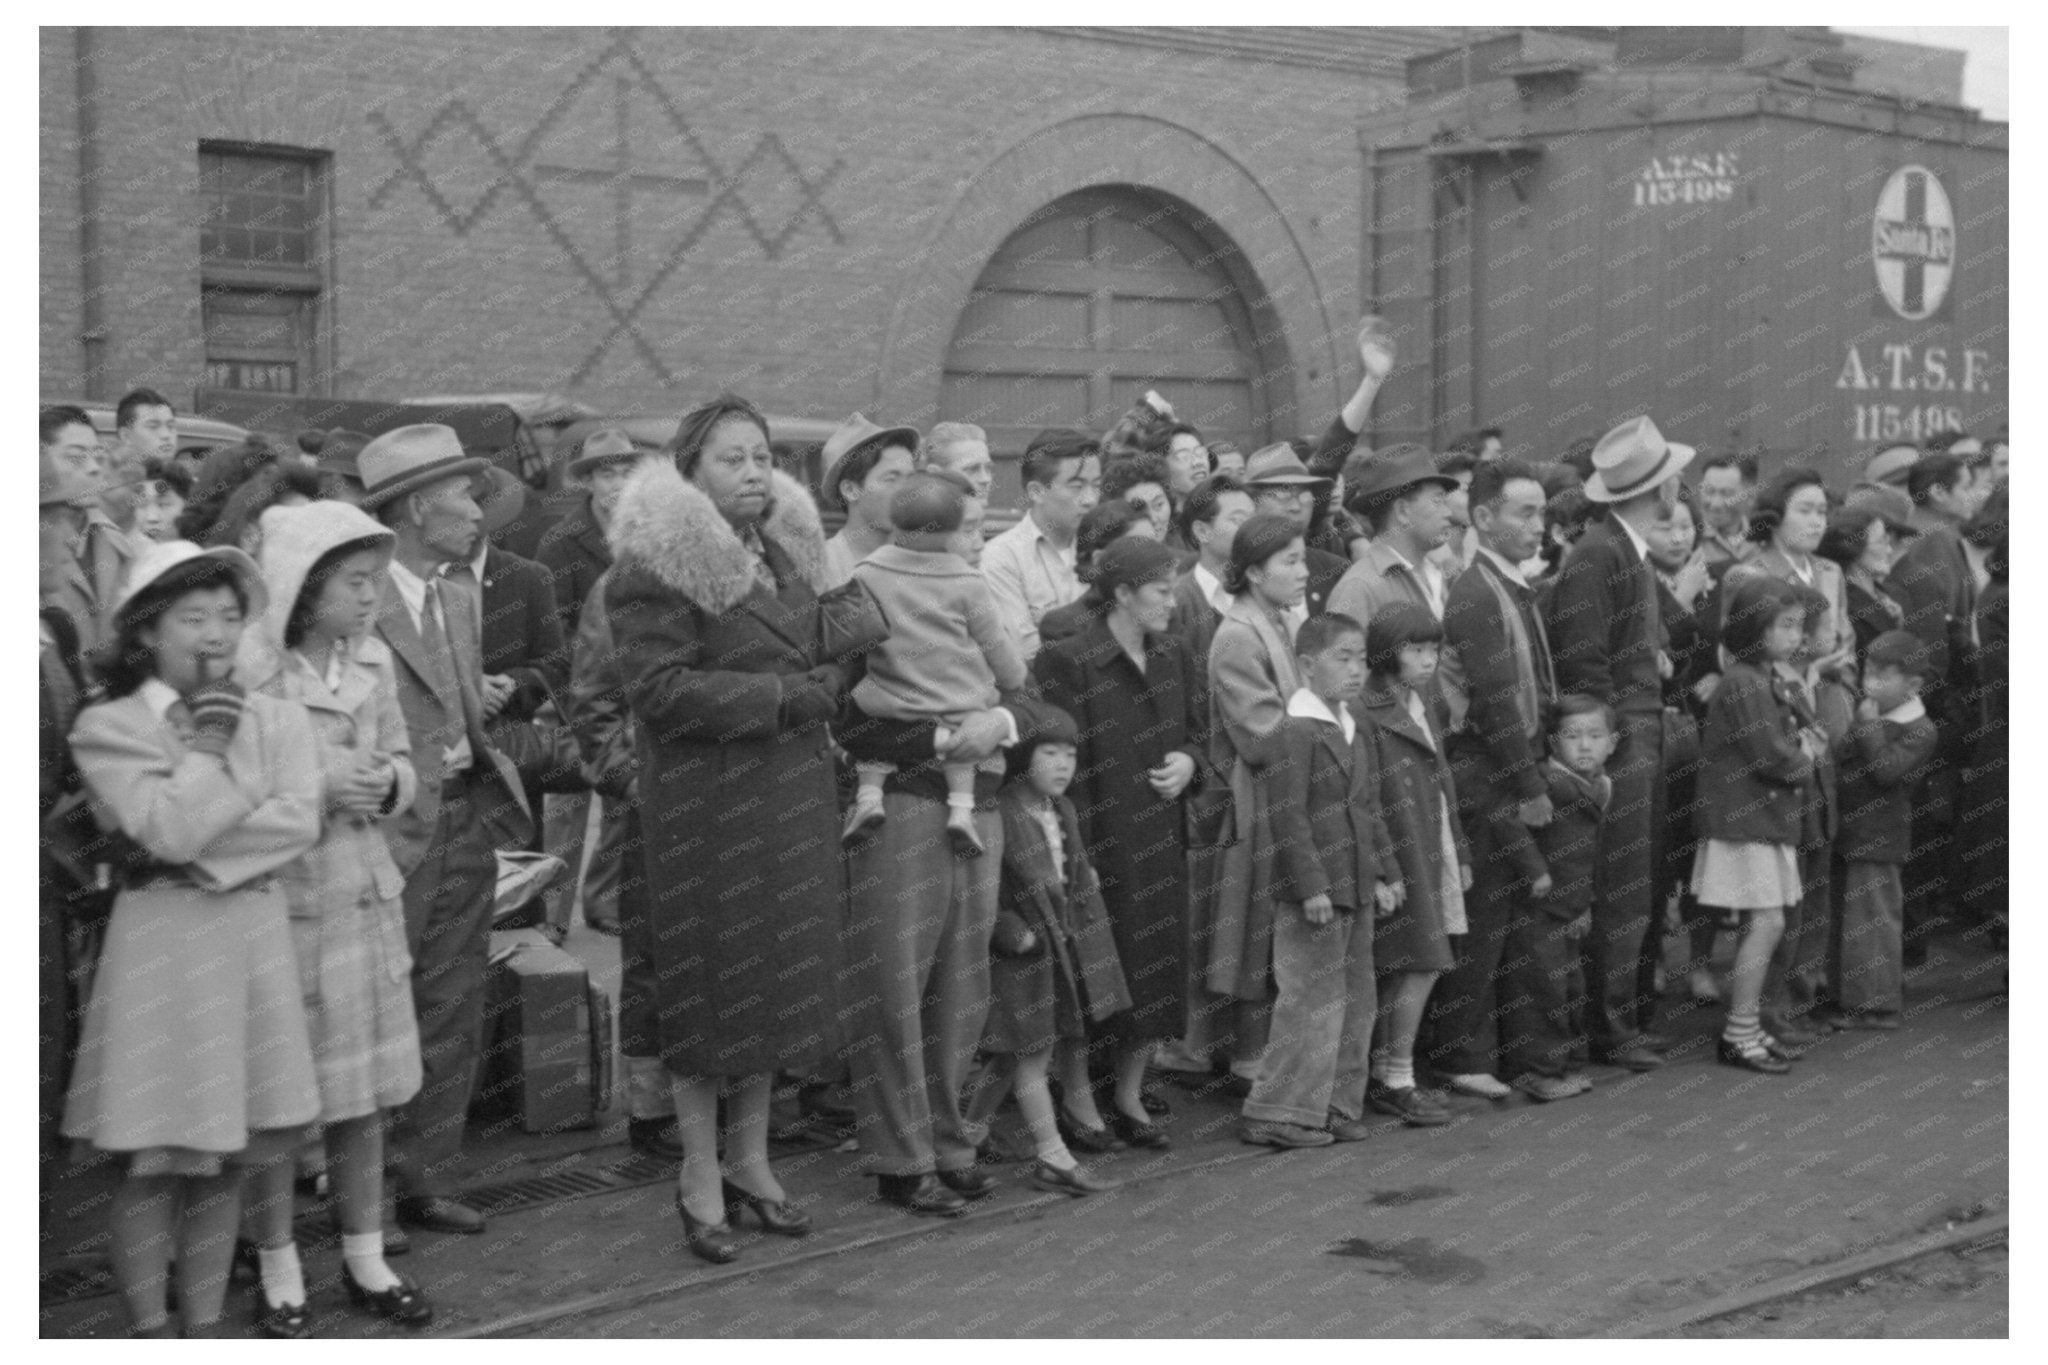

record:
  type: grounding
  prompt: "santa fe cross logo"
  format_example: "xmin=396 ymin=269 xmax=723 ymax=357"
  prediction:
xmin=1872 ymin=164 xmax=1956 ymax=321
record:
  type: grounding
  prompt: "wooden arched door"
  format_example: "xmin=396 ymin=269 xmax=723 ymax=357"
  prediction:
xmin=939 ymin=187 xmax=1275 ymax=505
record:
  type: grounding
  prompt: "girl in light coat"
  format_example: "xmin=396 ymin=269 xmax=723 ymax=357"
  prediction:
xmin=236 ymin=500 xmax=432 ymax=1332
xmin=63 ymin=542 xmax=323 ymax=1337
xmin=1201 ymin=514 xmax=1311 ymax=1078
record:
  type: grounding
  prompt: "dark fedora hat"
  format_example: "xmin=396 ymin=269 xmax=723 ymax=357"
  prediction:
xmin=474 ymin=465 xmax=528 ymax=538
xmin=316 ymin=428 xmax=373 ymax=481
xmin=1346 ymin=442 xmax=1458 ymax=512
xmin=567 ymin=427 xmax=647 ymax=479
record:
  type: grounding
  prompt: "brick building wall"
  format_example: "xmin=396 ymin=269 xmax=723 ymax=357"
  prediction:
xmin=40 ymin=25 xmax=1463 ymax=442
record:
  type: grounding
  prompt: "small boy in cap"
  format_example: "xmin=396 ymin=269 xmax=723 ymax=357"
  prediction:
xmin=846 ymin=470 xmax=1028 ymax=855
xmin=1822 ymin=631 xmax=1940 ymax=1029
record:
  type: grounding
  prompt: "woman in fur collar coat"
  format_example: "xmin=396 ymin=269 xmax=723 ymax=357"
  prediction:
xmin=603 ymin=395 xmax=849 ymax=1262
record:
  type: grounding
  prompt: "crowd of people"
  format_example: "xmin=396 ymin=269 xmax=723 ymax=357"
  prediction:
xmin=38 ymin=323 xmax=2009 ymax=1337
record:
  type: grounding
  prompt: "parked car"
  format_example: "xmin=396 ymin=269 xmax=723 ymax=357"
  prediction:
xmin=79 ymin=403 xmax=251 ymax=468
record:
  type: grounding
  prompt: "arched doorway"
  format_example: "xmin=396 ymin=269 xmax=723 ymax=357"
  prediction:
xmin=939 ymin=187 xmax=1280 ymax=504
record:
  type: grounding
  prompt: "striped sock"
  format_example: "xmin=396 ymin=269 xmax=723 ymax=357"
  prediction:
xmin=1723 ymin=1011 xmax=1763 ymax=1048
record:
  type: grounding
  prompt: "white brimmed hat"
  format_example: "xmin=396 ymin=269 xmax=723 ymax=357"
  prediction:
xmin=1583 ymin=416 xmax=1696 ymax=503
xmin=113 ymin=538 xmax=267 ymax=623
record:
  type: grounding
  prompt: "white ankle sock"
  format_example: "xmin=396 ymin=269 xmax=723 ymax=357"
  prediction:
xmin=1035 ymin=1139 xmax=1076 ymax=1170
xmin=341 ymin=1232 xmax=401 ymax=1293
xmin=1382 ymin=1059 xmax=1416 ymax=1090
xmin=257 ymin=1243 xmax=305 ymax=1307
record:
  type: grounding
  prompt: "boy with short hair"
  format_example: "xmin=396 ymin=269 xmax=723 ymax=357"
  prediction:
xmin=1822 ymin=631 xmax=1940 ymax=1028
xmin=847 ymin=470 xmax=1029 ymax=856
xmin=1499 ymin=693 xmax=1616 ymax=1102
xmin=1240 ymin=613 xmax=1398 ymax=1149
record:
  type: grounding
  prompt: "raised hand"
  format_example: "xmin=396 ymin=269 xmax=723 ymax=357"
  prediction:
xmin=1358 ymin=316 xmax=1397 ymax=381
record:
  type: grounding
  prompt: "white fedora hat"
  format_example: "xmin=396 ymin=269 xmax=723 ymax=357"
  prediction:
xmin=1584 ymin=415 xmax=1696 ymax=503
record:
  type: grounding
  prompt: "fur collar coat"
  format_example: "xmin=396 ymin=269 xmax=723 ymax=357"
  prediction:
xmin=606 ymin=459 xmax=827 ymax=614
xmin=598 ymin=456 xmax=846 ymax=1078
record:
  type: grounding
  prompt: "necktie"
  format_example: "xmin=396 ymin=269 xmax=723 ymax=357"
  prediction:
xmin=443 ymin=561 xmax=483 ymax=635
xmin=419 ymin=582 xmax=455 ymax=691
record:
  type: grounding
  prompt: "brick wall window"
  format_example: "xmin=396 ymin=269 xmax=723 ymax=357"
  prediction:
xmin=198 ymin=144 xmax=330 ymax=394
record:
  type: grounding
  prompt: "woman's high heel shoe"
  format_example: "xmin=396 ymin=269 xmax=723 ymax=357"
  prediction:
xmin=676 ymin=1194 xmax=742 ymax=1264
xmin=1054 ymin=1107 xmax=1125 ymax=1154
xmin=722 ymin=1179 xmax=813 ymax=1237
xmin=1106 ymin=1107 xmax=1171 ymax=1150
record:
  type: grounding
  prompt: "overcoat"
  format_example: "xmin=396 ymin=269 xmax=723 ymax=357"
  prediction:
xmin=604 ymin=460 xmax=846 ymax=1077
xmin=1034 ymin=615 xmax=1208 ymax=1039
xmin=1545 ymin=511 xmax=1664 ymax=716
xmin=477 ymin=543 xmax=568 ymax=710
xmin=1201 ymin=595 xmax=1301 ymax=1000
xmin=1693 ymin=660 xmax=1815 ymax=847
xmin=1266 ymin=709 xmax=1389 ymax=914
xmin=241 ymin=503 xmax=424 ymax=1120
xmin=985 ymin=784 xmax=1132 ymax=1054
xmin=62 ymin=689 xmax=325 ymax=1154
xmin=535 ymin=496 xmax=612 ymax=639
xmin=1168 ymin=569 xmax=1224 ymax=669
xmin=1358 ymin=677 xmax=1471 ymax=974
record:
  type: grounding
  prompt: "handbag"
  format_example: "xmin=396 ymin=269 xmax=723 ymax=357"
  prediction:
xmin=489 ymin=695 xmax=591 ymax=796
xmin=1660 ymin=706 xmax=1701 ymax=784
xmin=1182 ymin=767 xmax=1236 ymax=849
xmin=816 ymin=578 xmax=889 ymax=664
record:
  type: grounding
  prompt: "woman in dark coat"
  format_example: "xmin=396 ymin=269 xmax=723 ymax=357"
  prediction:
xmin=1817 ymin=504 xmax=1913 ymax=661
xmin=1649 ymin=491 xmax=1720 ymax=1004
xmin=605 ymin=394 xmax=848 ymax=1263
xmin=1034 ymin=537 xmax=1209 ymax=1148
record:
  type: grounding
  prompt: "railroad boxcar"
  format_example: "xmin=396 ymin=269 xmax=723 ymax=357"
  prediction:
xmin=1359 ymin=27 xmax=2007 ymax=483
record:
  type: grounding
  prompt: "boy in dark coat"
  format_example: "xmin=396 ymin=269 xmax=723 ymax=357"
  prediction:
xmin=1497 ymin=695 xmax=1614 ymax=1101
xmin=1822 ymin=632 xmax=1940 ymax=1028
xmin=1241 ymin=614 xmax=1397 ymax=1148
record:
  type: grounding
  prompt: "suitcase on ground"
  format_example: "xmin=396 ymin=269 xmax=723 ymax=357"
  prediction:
xmin=473 ymin=928 xmax=613 ymax=1133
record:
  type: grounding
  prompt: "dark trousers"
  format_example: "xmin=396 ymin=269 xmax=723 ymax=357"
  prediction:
xmin=1421 ymin=772 xmax=1517 ymax=1076
xmin=391 ymin=776 xmax=500 ymax=1198
xmin=611 ymin=802 xmax=657 ymax=1059
xmin=1957 ymin=728 xmax=2009 ymax=934
xmin=1584 ymin=711 xmax=1663 ymax=1053
xmin=1498 ymin=905 xmax=1589 ymax=1080
xmin=1903 ymin=721 xmax=1963 ymax=941
xmin=1834 ymin=859 xmax=1905 ymax=1016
